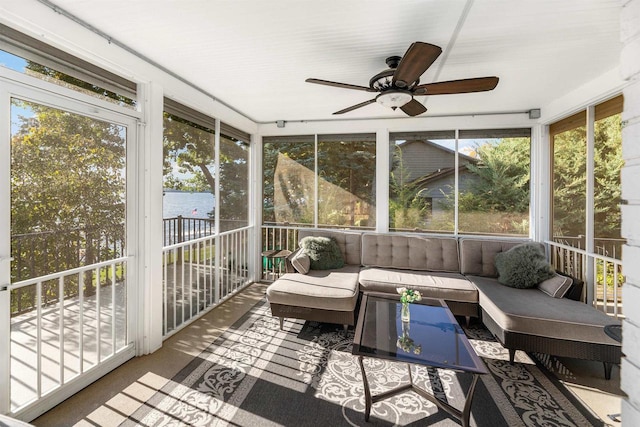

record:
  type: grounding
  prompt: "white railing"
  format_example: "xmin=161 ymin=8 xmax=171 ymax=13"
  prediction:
xmin=162 ymin=226 xmax=251 ymax=338
xmin=261 ymin=225 xmax=303 ymax=281
xmin=546 ymin=240 xmax=624 ymax=318
xmin=8 ymin=257 xmax=131 ymax=413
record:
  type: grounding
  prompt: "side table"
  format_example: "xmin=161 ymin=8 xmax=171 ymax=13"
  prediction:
xmin=261 ymin=249 xmax=291 ymax=281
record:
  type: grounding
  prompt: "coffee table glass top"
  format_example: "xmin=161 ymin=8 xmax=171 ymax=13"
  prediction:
xmin=352 ymin=293 xmax=487 ymax=374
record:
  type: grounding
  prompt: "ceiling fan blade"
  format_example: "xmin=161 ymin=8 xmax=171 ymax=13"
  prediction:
xmin=306 ymin=78 xmax=374 ymax=92
xmin=333 ymin=98 xmax=377 ymax=115
xmin=392 ymin=42 xmax=442 ymax=88
xmin=400 ymin=99 xmax=427 ymax=117
xmin=414 ymin=76 xmax=499 ymax=95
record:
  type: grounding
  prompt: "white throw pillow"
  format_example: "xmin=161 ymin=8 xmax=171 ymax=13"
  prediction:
xmin=537 ymin=273 xmax=573 ymax=298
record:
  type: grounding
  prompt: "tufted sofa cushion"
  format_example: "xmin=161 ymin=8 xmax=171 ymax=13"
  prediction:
xmin=298 ymin=229 xmax=362 ymax=266
xmin=361 ymin=233 xmax=459 ymax=272
xmin=459 ymin=238 xmax=535 ymax=277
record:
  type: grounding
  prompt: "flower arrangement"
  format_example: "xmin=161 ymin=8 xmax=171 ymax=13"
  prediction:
xmin=397 ymin=333 xmax=422 ymax=355
xmin=397 ymin=287 xmax=422 ymax=304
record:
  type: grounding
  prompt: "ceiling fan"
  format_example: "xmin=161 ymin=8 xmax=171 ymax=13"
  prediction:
xmin=306 ymin=41 xmax=499 ymax=117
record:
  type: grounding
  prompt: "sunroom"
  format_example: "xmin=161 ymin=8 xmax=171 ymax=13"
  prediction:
xmin=1 ymin=0 xmax=639 ymax=425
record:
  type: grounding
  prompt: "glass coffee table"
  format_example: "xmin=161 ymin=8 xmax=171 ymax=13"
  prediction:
xmin=352 ymin=292 xmax=488 ymax=426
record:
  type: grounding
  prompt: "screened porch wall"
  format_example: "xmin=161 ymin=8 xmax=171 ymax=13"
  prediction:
xmin=0 ymin=1 xmax=635 ymax=421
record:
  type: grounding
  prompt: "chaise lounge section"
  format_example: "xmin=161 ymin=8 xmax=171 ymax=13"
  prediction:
xmin=266 ymin=229 xmax=362 ymax=329
xmin=458 ymin=237 xmax=622 ymax=379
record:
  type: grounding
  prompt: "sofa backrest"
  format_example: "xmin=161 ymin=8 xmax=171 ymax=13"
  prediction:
xmin=459 ymin=238 xmax=534 ymax=277
xmin=298 ymin=229 xmax=363 ymax=266
xmin=361 ymin=233 xmax=460 ymax=272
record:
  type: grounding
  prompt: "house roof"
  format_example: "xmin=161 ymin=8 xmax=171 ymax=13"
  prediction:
xmin=11 ymin=0 xmax=622 ymax=123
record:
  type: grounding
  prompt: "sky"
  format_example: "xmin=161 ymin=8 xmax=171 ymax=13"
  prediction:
xmin=1 ymin=50 xmax=34 ymax=135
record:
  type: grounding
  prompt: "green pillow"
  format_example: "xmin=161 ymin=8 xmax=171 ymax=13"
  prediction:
xmin=494 ymin=243 xmax=554 ymax=289
xmin=300 ymin=236 xmax=345 ymax=270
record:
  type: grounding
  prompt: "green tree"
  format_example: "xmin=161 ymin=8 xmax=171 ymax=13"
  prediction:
xmin=262 ymin=139 xmax=315 ymax=224
xmin=11 ymin=99 xmax=126 ymax=287
xmin=219 ymin=137 xmax=249 ymax=227
xmin=25 ymin=62 xmax=135 ymax=107
xmin=163 ymin=113 xmax=215 ymax=194
xmin=553 ymin=114 xmax=623 ymax=241
xmin=389 ymin=145 xmax=431 ymax=230
xmin=262 ymin=137 xmax=376 ymax=226
xmin=458 ymin=138 xmax=530 ymax=213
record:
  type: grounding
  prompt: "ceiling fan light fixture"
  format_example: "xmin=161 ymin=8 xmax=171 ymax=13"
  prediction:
xmin=376 ymin=90 xmax=412 ymax=108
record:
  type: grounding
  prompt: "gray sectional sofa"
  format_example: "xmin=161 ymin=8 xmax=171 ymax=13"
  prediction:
xmin=265 ymin=229 xmax=622 ymax=378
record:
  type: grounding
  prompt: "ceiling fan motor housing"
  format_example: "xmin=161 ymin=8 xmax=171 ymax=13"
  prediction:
xmin=370 ymin=56 xmax=419 ymax=91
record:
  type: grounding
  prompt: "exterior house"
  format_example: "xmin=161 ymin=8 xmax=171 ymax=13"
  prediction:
xmin=394 ymin=139 xmax=478 ymax=218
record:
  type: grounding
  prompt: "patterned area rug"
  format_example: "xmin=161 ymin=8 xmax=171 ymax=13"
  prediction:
xmin=124 ymin=299 xmax=604 ymax=426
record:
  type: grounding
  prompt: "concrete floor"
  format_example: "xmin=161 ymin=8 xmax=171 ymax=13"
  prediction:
xmin=32 ymin=282 xmax=623 ymax=426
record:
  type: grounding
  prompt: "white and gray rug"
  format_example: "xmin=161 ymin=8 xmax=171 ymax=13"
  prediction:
xmin=124 ymin=299 xmax=604 ymax=426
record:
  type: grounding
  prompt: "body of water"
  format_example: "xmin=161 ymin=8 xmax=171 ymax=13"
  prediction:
xmin=163 ymin=191 xmax=215 ymax=219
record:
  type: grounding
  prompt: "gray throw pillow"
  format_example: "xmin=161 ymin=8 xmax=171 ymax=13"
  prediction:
xmin=538 ymin=273 xmax=573 ymax=298
xmin=300 ymin=236 xmax=345 ymax=270
xmin=289 ymin=248 xmax=310 ymax=274
xmin=494 ymin=242 xmax=554 ymax=289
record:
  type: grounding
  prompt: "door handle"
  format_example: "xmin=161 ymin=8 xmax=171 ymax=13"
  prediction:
xmin=0 ymin=257 xmax=12 ymax=291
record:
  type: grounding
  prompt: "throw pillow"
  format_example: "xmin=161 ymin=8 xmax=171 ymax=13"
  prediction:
xmin=289 ymin=248 xmax=310 ymax=274
xmin=300 ymin=236 xmax=345 ymax=270
xmin=538 ymin=273 xmax=573 ymax=298
xmin=494 ymin=242 xmax=554 ymax=289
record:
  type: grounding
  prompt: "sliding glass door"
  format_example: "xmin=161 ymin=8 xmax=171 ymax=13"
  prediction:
xmin=1 ymin=79 xmax=137 ymax=418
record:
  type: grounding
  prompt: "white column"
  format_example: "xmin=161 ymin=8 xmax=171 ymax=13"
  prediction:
xmin=214 ymin=119 xmax=221 ymax=302
xmin=0 ymin=85 xmax=11 ymax=414
xmin=136 ymin=81 xmax=164 ymax=355
xmin=530 ymin=124 xmax=550 ymax=242
xmin=585 ymin=106 xmax=595 ymax=305
xmin=250 ymin=134 xmax=262 ymax=282
xmin=375 ymin=129 xmax=390 ymax=233
xmin=621 ymin=0 xmax=640 ymax=423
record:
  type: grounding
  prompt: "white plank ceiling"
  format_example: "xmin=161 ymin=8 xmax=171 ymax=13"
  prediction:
xmin=48 ymin=0 xmax=621 ymax=123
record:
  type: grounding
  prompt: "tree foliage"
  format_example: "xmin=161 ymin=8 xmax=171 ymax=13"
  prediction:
xmin=219 ymin=137 xmax=249 ymax=225
xmin=262 ymin=139 xmax=315 ymax=224
xmin=163 ymin=113 xmax=216 ymax=193
xmin=553 ymin=114 xmax=623 ymax=239
xmin=389 ymin=145 xmax=431 ymax=230
xmin=457 ymin=138 xmax=531 ymax=213
xmin=162 ymin=113 xmax=250 ymax=226
xmin=25 ymin=62 xmax=135 ymax=107
xmin=11 ymin=99 xmax=126 ymax=283
xmin=262 ymin=138 xmax=376 ymax=227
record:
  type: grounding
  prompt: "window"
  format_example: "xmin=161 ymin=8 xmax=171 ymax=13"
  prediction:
xmin=219 ymin=124 xmax=250 ymax=231
xmin=0 ymin=24 xmax=136 ymax=108
xmin=390 ymin=131 xmax=455 ymax=233
xmin=594 ymin=100 xmax=624 ymax=258
xmin=263 ymin=133 xmax=376 ymax=229
xmin=317 ymin=134 xmax=376 ymax=228
xmin=551 ymin=95 xmax=624 ymax=259
xmin=11 ymin=98 xmax=127 ymax=283
xmin=457 ymin=129 xmax=531 ymax=236
xmin=263 ymin=135 xmax=315 ymax=226
xmin=162 ymin=101 xmax=215 ymax=245
xmin=390 ymin=129 xmax=531 ymax=236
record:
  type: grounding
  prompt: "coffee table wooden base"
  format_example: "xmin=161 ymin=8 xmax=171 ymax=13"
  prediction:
xmin=357 ymin=355 xmax=480 ymax=427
